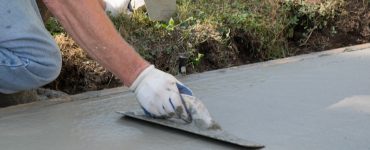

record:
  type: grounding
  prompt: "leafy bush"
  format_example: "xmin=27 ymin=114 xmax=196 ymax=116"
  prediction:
xmin=283 ymin=0 xmax=345 ymax=45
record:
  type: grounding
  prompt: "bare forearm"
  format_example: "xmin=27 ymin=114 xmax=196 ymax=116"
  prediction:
xmin=42 ymin=0 xmax=149 ymax=86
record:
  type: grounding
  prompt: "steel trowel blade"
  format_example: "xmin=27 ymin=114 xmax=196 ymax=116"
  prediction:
xmin=117 ymin=111 xmax=264 ymax=149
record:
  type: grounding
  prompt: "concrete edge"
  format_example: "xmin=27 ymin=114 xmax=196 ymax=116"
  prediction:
xmin=1 ymin=43 xmax=369 ymax=116
xmin=181 ymin=43 xmax=370 ymax=83
xmin=0 ymin=87 xmax=131 ymax=117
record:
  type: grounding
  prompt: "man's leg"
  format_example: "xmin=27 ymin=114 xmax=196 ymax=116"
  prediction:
xmin=0 ymin=0 xmax=61 ymax=94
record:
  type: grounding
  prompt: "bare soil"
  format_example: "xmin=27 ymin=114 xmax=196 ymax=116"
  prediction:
xmin=45 ymin=34 xmax=121 ymax=94
xmin=289 ymin=0 xmax=370 ymax=54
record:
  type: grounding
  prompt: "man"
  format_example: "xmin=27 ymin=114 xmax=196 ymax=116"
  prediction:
xmin=0 ymin=0 xmax=214 ymax=126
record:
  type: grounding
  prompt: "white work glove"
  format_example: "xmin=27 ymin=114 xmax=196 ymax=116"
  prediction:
xmin=103 ymin=0 xmax=131 ymax=16
xmin=130 ymin=65 xmax=193 ymax=122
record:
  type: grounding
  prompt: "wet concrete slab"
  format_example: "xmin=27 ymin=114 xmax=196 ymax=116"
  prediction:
xmin=1 ymin=44 xmax=370 ymax=150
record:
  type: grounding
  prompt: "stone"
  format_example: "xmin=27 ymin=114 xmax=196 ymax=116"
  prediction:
xmin=0 ymin=90 xmax=38 ymax=107
xmin=144 ymin=0 xmax=176 ymax=21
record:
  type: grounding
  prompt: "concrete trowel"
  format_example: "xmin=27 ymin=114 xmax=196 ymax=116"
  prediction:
xmin=117 ymin=95 xmax=264 ymax=149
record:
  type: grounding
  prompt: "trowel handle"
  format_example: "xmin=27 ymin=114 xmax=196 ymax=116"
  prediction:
xmin=177 ymin=83 xmax=193 ymax=123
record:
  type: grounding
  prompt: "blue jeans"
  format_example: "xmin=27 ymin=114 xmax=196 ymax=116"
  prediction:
xmin=0 ymin=0 xmax=61 ymax=94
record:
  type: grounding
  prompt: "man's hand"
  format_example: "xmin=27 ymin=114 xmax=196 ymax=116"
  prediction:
xmin=129 ymin=65 xmax=192 ymax=121
xmin=130 ymin=65 xmax=221 ymax=130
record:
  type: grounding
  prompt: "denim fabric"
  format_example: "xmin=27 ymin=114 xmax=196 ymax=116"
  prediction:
xmin=0 ymin=0 xmax=61 ymax=94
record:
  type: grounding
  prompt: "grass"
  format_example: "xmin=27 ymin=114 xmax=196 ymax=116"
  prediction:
xmin=107 ymin=0 xmax=345 ymax=72
xmin=47 ymin=0 xmax=354 ymax=74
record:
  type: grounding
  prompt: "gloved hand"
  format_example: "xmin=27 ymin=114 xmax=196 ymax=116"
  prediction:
xmin=129 ymin=65 xmax=193 ymax=122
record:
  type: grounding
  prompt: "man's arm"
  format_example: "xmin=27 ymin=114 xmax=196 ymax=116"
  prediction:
xmin=41 ymin=0 xmax=191 ymax=120
xmin=41 ymin=0 xmax=215 ymax=125
xmin=42 ymin=0 xmax=149 ymax=86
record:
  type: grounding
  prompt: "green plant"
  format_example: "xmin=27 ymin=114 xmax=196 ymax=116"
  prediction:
xmin=283 ymin=0 xmax=344 ymax=46
xmin=191 ymin=53 xmax=204 ymax=66
xmin=155 ymin=18 xmax=176 ymax=31
xmin=74 ymin=0 xmax=348 ymax=73
xmin=45 ymin=17 xmax=64 ymax=35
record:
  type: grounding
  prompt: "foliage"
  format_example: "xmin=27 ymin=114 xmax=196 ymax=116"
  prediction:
xmin=46 ymin=0 xmax=348 ymax=74
xmin=283 ymin=0 xmax=345 ymax=45
xmin=191 ymin=53 xmax=204 ymax=66
xmin=45 ymin=17 xmax=64 ymax=35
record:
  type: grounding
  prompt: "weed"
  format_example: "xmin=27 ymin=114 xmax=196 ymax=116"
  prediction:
xmin=191 ymin=53 xmax=204 ymax=66
xmin=155 ymin=18 xmax=176 ymax=31
xmin=283 ymin=0 xmax=344 ymax=46
xmin=45 ymin=17 xmax=64 ymax=35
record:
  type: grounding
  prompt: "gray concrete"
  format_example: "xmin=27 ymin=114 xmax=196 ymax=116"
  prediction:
xmin=1 ymin=44 xmax=370 ymax=150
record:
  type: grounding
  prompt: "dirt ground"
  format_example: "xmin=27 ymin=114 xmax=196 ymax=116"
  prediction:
xmin=44 ymin=1 xmax=370 ymax=94
xmin=289 ymin=0 xmax=370 ymax=53
xmin=45 ymin=34 xmax=122 ymax=94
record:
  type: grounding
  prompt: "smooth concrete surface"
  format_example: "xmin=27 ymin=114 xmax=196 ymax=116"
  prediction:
xmin=1 ymin=44 xmax=370 ymax=150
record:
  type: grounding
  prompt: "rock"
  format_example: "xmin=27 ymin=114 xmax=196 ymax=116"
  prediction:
xmin=144 ymin=0 xmax=176 ymax=21
xmin=0 ymin=90 xmax=39 ymax=107
xmin=0 ymin=88 xmax=69 ymax=107
xmin=36 ymin=88 xmax=69 ymax=101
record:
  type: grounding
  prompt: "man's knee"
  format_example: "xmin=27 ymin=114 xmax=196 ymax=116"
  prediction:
xmin=0 ymin=0 xmax=62 ymax=94
xmin=36 ymin=46 xmax=62 ymax=85
xmin=25 ymin=43 xmax=62 ymax=90
xmin=0 ymin=44 xmax=62 ymax=94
